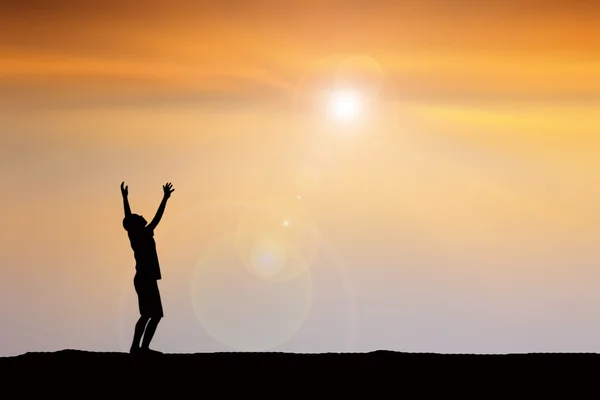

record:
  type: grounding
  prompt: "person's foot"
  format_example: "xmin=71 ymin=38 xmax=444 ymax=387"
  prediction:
xmin=141 ymin=348 xmax=163 ymax=355
xmin=129 ymin=346 xmax=141 ymax=355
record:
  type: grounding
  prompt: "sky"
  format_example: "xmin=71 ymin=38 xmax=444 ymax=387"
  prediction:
xmin=1 ymin=0 xmax=600 ymax=356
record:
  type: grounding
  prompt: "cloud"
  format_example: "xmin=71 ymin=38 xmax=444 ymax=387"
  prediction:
xmin=1 ymin=1 xmax=599 ymax=108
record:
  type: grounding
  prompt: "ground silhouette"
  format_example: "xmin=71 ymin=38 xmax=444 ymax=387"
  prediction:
xmin=2 ymin=349 xmax=600 ymax=369
xmin=2 ymin=349 xmax=598 ymax=394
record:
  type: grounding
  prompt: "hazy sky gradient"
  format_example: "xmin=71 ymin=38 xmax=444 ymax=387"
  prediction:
xmin=1 ymin=0 xmax=600 ymax=356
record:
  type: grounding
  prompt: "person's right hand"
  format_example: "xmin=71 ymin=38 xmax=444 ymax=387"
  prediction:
xmin=163 ymin=182 xmax=174 ymax=199
xmin=121 ymin=181 xmax=128 ymax=197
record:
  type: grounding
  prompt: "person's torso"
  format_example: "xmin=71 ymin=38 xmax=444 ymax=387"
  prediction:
xmin=128 ymin=228 xmax=162 ymax=280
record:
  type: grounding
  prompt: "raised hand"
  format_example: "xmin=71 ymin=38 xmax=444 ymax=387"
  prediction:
xmin=163 ymin=182 xmax=175 ymax=199
xmin=121 ymin=181 xmax=129 ymax=197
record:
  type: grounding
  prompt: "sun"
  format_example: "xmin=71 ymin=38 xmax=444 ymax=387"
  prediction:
xmin=329 ymin=89 xmax=362 ymax=122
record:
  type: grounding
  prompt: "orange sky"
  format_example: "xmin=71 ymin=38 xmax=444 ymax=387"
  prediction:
xmin=2 ymin=0 xmax=599 ymax=106
xmin=1 ymin=1 xmax=600 ymax=356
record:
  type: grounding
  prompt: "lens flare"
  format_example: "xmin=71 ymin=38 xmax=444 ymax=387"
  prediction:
xmin=234 ymin=195 xmax=321 ymax=282
xmin=191 ymin=234 xmax=312 ymax=351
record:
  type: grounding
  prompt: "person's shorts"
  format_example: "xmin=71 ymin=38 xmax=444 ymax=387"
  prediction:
xmin=134 ymin=277 xmax=164 ymax=318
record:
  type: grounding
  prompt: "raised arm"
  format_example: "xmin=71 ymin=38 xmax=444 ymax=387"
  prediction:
xmin=121 ymin=181 xmax=132 ymax=218
xmin=147 ymin=182 xmax=175 ymax=231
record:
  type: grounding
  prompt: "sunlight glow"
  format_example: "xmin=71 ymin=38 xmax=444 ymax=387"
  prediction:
xmin=329 ymin=90 xmax=361 ymax=122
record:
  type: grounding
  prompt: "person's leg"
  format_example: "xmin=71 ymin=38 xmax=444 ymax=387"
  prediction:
xmin=131 ymin=315 xmax=150 ymax=353
xmin=140 ymin=316 xmax=162 ymax=350
xmin=140 ymin=280 xmax=164 ymax=352
xmin=131 ymin=276 xmax=151 ymax=353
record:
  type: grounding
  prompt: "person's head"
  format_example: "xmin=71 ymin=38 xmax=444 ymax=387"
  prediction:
xmin=123 ymin=214 xmax=147 ymax=232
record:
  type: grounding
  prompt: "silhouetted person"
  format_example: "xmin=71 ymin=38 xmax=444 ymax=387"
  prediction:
xmin=121 ymin=181 xmax=175 ymax=355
